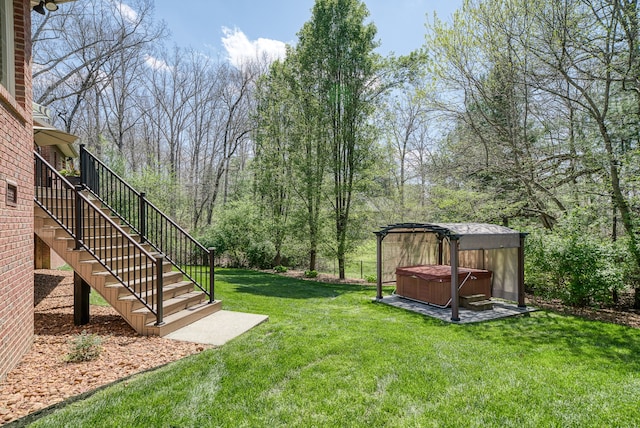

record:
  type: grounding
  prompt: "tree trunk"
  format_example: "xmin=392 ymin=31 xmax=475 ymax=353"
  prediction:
xmin=338 ymin=257 xmax=345 ymax=280
xmin=309 ymin=248 xmax=317 ymax=272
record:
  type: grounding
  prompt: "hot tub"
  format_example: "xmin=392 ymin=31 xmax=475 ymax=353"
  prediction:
xmin=395 ymin=265 xmax=492 ymax=306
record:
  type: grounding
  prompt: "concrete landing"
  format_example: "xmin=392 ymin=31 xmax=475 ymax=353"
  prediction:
xmin=376 ymin=295 xmax=537 ymax=324
xmin=165 ymin=310 xmax=269 ymax=345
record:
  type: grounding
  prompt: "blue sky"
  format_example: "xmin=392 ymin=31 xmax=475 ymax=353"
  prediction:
xmin=151 ymin=1 xmax=462 ymax=64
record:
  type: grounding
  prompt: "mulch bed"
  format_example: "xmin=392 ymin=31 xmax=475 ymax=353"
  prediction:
xmin=526 ymin=293 xmax=640 ymax=329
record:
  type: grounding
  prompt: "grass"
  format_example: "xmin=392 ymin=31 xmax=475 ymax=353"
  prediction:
xmin=30 ymin=269 xmax=640 ymax=427
xmin=90 ymin=290 xmax=109 ymax=307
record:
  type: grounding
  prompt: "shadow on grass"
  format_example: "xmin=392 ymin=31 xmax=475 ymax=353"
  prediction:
xmin=466 ymin=310 xmax=640 ymax=370
xmin=216 ymin=269 xmax=364 ymax=299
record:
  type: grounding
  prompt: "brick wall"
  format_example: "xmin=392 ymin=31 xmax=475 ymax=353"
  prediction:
xmin=38 ymin=145 xmax=62 ymax=170
xmin=0 ymin=0 xmax=34 ymax=381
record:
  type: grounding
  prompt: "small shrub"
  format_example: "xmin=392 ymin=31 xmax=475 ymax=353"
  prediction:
xmin=274 ymin=265 xmax=288 ymax=273
xmin=304 ymin=270 xmax=318 ymax=278
xmin=365 ymin=274 xmax=376 ymax=283
xmin=64 ymin=330 xmax=102 ymax=363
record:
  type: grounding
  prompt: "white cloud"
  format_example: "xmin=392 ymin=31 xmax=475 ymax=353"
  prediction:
xmin=221 ymin=27 xmax=286 ymax=69
xmin=115 ymin=2 xmax=138 ymax=23
xmin=144 ymin=54 xmax=171 ymax=72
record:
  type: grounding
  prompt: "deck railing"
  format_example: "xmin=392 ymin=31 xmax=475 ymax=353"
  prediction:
xmin=80 ymin=145 xmax=214 ymax=302
xmin=35 ymin=151 xmax=165 ymax=325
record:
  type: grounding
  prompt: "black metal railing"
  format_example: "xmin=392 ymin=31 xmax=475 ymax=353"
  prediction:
xmin=35 ymin=152 xmax=165 ymax=325
xmin=80 ymin=145 xmax=214 ymax=302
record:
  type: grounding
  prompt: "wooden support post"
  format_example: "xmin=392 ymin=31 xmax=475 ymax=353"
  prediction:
xmin=34 ymin=235 xmax=51 ymax=269
xmin=73 ymin=272 xmax=90 ymax=325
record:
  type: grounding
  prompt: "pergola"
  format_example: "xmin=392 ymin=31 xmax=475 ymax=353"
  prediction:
xmin=374 ymin=223 xmax=527 ymax=321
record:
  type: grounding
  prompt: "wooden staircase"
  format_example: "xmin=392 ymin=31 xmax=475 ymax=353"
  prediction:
xmin=34 ymin=189 xmax=222 ymax=336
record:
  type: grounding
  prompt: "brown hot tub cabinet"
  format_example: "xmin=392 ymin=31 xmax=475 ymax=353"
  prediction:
xmin=395 ymin=265 xmax=492 ymax=307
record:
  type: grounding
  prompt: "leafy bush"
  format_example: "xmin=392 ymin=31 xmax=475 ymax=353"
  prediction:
xmin=274 ymin=265 xmax=288 ymax=273
xmin=247 ymin=239 xmax=277 ymax=269
xmin=525 ymin=214 xmax=627 ymax=307
xmin=64 ymin=330 xmax=102 ymax=363
xmin=304 ymin=270 xmax=318 ymax=278
xmin=365 ymin=274 xmax=377 ymax=283
xmin=198 ymin=200 xmax=276 ymax=268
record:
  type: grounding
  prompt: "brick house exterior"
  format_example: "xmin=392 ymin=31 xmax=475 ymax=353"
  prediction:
xmin=0 ymin=0 xmax=34 ymax=381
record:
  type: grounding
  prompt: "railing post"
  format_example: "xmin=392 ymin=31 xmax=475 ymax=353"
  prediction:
xmin=74 ymin=185 xmax=83 ymax=250
xmin=208 ymin=247 xmax=215 ymax=303
xmin=155 ymin=253 xmax=165 ymax=326
xmin=140 ymin=192 xmax=147 ymax=243
xmin=79 ymin=144 xmax=86 ymax=187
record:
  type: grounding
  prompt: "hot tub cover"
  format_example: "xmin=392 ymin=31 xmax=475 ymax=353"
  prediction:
xmin=395 ymin=265 xmax=492 ymax=282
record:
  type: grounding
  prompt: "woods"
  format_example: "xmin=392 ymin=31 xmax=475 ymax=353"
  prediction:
xmin=34 ymin=0 xmax=640 ymax=306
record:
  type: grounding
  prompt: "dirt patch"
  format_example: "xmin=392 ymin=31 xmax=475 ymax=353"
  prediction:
xmin=273 ymin=268 xmax=370 ymax=285
xmin=0 ymin=270 xmax=210 ymax=426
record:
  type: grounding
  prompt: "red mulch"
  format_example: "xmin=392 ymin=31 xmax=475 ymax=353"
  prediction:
xmin=0 ymin=270 xmax=211 ymax=425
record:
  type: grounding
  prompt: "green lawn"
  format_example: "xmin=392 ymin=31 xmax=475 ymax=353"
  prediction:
xmin=31 ymin=269 xmax=640 ymax=427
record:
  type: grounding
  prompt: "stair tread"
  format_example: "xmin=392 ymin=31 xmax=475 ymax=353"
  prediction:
xmin=145 ymin=300 xmax=222 ymax=327
xmin=464 ymin=299 xmax=494 ymax=311
xmin=467 ymin=299 xmax=492 ymax=305
xmin=92 ymin=263 xmax=166 ymax=276
xmin=82 ymin=245 xmax=154 ymax=253
xmin=132 ymin=291 xmax=207 ymax=315
xmin=460 ymin=294 xmax=487 ymax=300
xmin=82 ymin=256 xmax=167 ymax=269
xmin=118 ymin=280 xmax=195 ymax=301
xmin=104 ymin=270 xmax=183 ymax=285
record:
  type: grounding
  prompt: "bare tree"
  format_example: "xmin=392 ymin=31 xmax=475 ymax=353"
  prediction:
xmin=32 ymin=0 xmax=166 ymax=140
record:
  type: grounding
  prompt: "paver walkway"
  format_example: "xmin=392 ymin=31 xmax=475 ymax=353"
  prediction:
xmin=376 ymin=295 xmax=537 ymax=323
